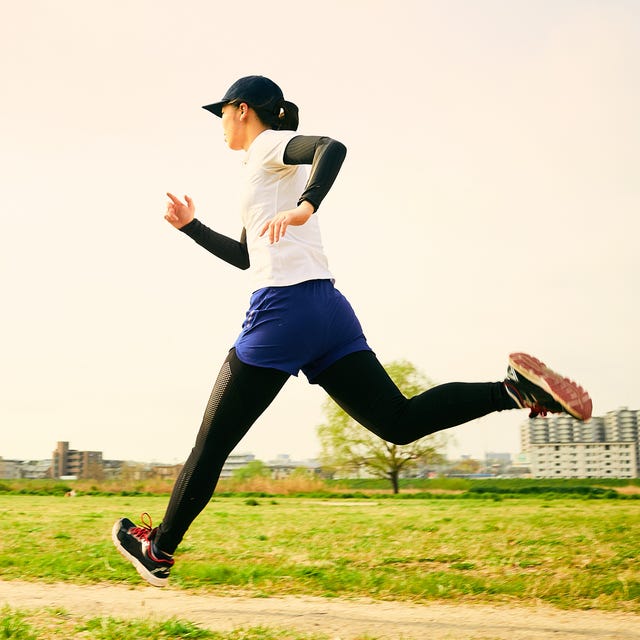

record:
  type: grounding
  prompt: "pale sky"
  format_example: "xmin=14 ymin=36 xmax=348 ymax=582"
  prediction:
xmin=2 ymin=0 xmax=639 ymax=465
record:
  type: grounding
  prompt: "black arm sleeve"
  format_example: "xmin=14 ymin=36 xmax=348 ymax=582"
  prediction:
xmin=179 ymin=219 xmax=250 ymax=270
xmin=283 ymin=135 xmax=347 ymax=211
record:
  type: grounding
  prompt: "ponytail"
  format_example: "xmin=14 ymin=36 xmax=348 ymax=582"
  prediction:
xmin=275 ymin=100 xmax=299 ymax=131
xmin=255 ymin=99 xmax=299 ymax=132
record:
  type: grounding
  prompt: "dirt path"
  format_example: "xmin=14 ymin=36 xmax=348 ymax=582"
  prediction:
xmin=0 ymin=580 xmax=638 ymax=640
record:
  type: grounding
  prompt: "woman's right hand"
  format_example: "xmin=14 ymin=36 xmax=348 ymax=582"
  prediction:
xmin=165 ymin=193 xmax=195 ymax=229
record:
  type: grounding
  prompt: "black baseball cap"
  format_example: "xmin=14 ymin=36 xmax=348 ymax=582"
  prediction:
xmin=202 ymin=75 xmax=285 ymax=117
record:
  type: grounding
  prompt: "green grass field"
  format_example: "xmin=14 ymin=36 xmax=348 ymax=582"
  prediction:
xmin=1 ymin=495 xmax=638 ymax=611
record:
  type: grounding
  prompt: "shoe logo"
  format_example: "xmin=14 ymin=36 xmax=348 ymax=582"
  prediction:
xmin=506 ymin=366 xmax=519 ymax=382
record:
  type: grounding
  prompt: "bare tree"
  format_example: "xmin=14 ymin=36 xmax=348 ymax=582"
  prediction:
xmin=317 ymin=360 xmax=447 ymax=493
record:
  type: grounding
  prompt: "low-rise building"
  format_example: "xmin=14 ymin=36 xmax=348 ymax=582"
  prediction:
xmin=20 ymin=459 xmax=52 ymax=479
xmin=0 ymin=458 xmax=22 ymax=479
xmin=266 ymin=454 xmax=321 ymax=478
xmin=220 ymin=452 xmax=255 ymax=478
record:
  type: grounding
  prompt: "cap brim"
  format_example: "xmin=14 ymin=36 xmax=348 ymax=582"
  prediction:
xmin=202 ymin=101 xmax=225 ymax=117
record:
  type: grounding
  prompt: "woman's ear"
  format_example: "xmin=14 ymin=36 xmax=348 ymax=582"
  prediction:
xmin=238 ymin=102 xmax=249 ymax=120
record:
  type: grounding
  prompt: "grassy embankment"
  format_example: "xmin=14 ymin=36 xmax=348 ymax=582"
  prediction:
xmin=1 ymin=475 xmax=639 ymax=498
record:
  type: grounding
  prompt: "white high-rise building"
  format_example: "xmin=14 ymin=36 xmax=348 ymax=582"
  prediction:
xmin=520 ymin=408 xmax=639 ymax=479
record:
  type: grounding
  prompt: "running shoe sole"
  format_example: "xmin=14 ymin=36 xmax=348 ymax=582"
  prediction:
xmin=111 ymin=520 xmax=168 ymax=588
xmin=508 ymin=353 xmax=593 ymax=421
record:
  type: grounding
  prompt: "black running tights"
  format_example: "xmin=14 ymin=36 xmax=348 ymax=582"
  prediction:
xmin=154 ymin=348 xmax=512 ymax=553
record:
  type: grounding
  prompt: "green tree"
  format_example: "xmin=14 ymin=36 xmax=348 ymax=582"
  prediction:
xmin=232 ymin=459 xmax=270 ymax=481
xmin=317 ymin=360 xmax=447 ymax=493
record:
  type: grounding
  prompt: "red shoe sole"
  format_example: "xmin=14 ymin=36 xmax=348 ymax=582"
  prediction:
xmin=508 ymin=353 xmax=593 ymax=421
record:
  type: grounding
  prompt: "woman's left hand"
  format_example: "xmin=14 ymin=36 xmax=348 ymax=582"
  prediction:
xmin=259 ymin=201 xmax=315 ymax=244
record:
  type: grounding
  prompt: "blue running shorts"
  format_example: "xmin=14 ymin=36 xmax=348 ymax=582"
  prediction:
xmin=234 ymin=279 xmax=371 ymax=381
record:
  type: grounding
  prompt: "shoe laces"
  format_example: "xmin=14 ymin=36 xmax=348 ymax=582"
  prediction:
xmin=504 ymin=380 xmax=553 ymax=418
xmin=129 ymin=512 xmax=155 ymax=541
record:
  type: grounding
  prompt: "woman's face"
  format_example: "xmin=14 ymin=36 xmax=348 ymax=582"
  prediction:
xmin=220 ymin=103 xmax=244 ymax=150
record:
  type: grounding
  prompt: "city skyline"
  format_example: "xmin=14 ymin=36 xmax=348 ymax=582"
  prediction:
xmin=4 ymin=405 xmax=636 ymax=468
xmin=7 ymin=408 xmax=640 ymax=483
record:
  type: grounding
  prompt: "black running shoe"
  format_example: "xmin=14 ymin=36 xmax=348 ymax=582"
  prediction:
xmin=504 ymin=352 xmax=592 ymax=421
xmin=112 ymin=513 xmax=174 ymax=587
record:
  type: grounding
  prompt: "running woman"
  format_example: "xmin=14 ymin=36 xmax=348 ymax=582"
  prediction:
xmin=112 ymin=76 xmax=592 ymax=587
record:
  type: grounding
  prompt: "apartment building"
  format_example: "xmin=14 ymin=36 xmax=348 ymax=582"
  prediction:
xmin=52 ymin=441 xmax=103 ymax=479
xmin=521 ymin=408 xmax=639 ymax=479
